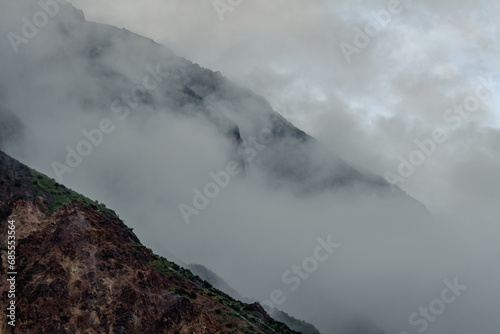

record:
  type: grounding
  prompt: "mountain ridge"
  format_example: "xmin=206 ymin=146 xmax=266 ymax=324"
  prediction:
xmin=0 ymin=150 xmax=301 ymax=333
xmin=0 ymin=0 xmax=420 ymax=199
xmin=0 ymin=3 xmax=434 ymax=333
xmin=188 ymin=264 xmax=322 ymax=334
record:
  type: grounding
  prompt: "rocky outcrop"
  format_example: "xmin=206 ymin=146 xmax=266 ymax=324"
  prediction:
xmin=0 ymin=151 xmax=298 ymax=333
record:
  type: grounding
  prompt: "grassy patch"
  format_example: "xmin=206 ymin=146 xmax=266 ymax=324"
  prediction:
xmin=30 ymin=169 xmax=118 ymax=218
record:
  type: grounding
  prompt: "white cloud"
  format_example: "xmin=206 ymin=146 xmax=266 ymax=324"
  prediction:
xmin=2 ymin=1 xmax=500 ymax=332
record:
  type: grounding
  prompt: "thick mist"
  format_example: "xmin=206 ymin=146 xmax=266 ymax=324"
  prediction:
xmin=1 ymin=1 xmax=500 ymax=333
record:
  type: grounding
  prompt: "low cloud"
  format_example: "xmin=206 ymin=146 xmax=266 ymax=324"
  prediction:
xmin=1 ymin=1 xmax=500 ymax=333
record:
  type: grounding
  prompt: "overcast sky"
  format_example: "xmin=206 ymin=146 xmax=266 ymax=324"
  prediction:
xmin=60 ymin=3 xmax=500 ymax=332
xmin=2 ymin=1 xmax=499 ymax=333
xmin=69 ymin=0 xmax=500 ymax=219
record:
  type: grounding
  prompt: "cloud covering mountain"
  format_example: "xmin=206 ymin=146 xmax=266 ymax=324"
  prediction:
xmin=1 ymin=1 xmax=499 ymax=333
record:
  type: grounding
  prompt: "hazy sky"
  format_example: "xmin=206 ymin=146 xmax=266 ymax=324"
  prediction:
xmin=69 ymin=0 xmax=500 ymax=219
xmin=61 ymin=2 xmax=500 ymax=333
xmin=2 ymin=1 xmax=500 ymax=333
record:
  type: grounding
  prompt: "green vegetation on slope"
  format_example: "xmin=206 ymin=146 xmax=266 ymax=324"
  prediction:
xmin=8 ymin=154 xmax=298 ymax=333
xmin=127 ymin=241 xmax=300 ymax=334
xmin=30 ymin=169 xmax=118 ymax=219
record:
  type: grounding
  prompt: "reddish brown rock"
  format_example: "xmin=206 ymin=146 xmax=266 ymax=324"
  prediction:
xmin=0 ymin=151 xmax=299 ymax=334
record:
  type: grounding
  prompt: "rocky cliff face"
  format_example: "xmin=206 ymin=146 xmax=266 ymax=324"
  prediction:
xmin=0 ymin=150 xmax=298 ymax=333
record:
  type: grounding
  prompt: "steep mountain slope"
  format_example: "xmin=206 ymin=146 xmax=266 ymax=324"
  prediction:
xmin=0 ymin=0 xmax=419 ymax=199
xmin=0 ymin=3 xmax=432 ymax=333
xmin=188 ymin=264 xmax=247 ymax=302
xmin=0 ymin=150 xmax=299 ymax=333
xmin=188 ymin=264 xmax=322 ymax=334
